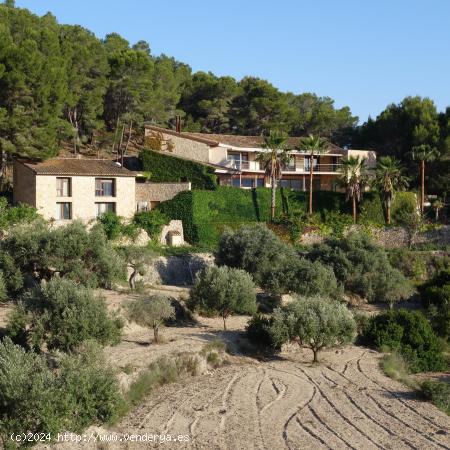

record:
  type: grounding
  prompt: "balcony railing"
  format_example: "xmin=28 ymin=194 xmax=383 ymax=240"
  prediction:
xmin=225 ymin=159 xmax=340 ymax=173
xmin=226 ymin=159 xmax=260 ymax=171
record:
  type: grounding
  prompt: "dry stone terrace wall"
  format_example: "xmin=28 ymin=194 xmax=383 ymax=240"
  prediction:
xmin=300 ymin=225 xmax=450 ymax=248
xmin=135 ymin=182 xmax=191 ymax=204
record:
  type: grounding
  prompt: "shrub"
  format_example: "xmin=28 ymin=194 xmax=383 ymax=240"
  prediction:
xmin=140 ymin=149 xmax=217 ymax=189
xmin=271 ymin=296 xmax=356 ymax=362
xmin=133 ymin=209 xmax=169 ymax=239
xmin=0 ymin=338 xmax=62 ymax=440
xmin=246 ymin=315 xmax=280 ymax=351
xmin=7 ymin=278 xmax=123 ymax=352
xmin=0 ymin=197 xmax=38 ymax=229
xmin=127 ymin=295 xmax=175 ymax=343
xmin=216 ymin=225 xmax=293 ymax=286
xmin=265 ymin=257 xmax=341 ymax=298
xmin=0 ymin=221 xmax=125 ymax=295
xmin=97 ymin=212 xmax=139 ymax=241
xmin=0 ymin=272 xmax=6 ymax=302
xmin=358 ymin=193 xmax=385 ymax=226
xmin=421 ymin=381 xmax=450 ymax=415
xmin=309 ymin=232 xmax=413 ymax=304
xmin=190 ymin=265 xmax=257 ymax=329
xmin=419 ymin=269 xmax=450 ymax=308
xmin=119 ymin=246 xmax=155 ymax=290
xmin=57 ymin=341 xmax=123 ymax=429
xmin=362 ymin=309 xmax=446 ymax=373
xmin=0 ymin=338 xmax=123 ymax=440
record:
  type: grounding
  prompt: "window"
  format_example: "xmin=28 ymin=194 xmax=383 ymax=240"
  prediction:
xmin=96 ymin=202 xmax=115 ymax=217
xmin=55 ymin=202 xmax=72 ymax=220
xmin=95 ymin=178 xmax=115 ymax=197
xmin=56 ymin=178 xmax=71 ymax=197
xmin=241 ymin=178 xmax=254 ymax=188
xmin=256 ymin=178 xmax=265 ymax=187
xmin=231 ymin=177 xmax=241 ymax=187
xmin=304 ymin=157 xmax=318 ymax=172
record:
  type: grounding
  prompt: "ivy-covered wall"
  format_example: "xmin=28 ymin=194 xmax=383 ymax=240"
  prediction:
xmin=157 ymin=187 xmax=351 ymax=245
xmin=139 ymin=149 xmax=217 ymax=190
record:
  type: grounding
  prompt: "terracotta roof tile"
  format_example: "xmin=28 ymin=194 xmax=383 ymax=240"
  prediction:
xmin=20 ymin=159 xmax=135 ymax=177
xmin=145 ymin=125 xmax=343 ymax=152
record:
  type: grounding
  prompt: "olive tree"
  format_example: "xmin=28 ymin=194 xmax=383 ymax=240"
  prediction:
xmin=119 ymin=246 xmax=155 ymax=290
xmin=272 ymin=296 xmax=356 ymax=363
xmin=6 ymin=278 xmax=123 ymax=351
xmin=128 ymin=295 xmax=175 ymax=343
xmin=190 ymin=265 xmax=257 ymax=330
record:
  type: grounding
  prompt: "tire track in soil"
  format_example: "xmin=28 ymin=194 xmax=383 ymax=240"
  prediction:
xmin=295 ymin=364 xmax=385 ymax=450
xmin=357 ymin=356 xmax=450 ymax=434
xmin=330 ymin=355 xmax=450 ymax=450
xmin=322 ymin=366 xmax=421 ymax=449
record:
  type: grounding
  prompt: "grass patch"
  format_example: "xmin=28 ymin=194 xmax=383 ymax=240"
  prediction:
xmin=380 ymin=351 xmax=417 ymax=388
xmin=115 ymin=343 xmax=227 ymax=422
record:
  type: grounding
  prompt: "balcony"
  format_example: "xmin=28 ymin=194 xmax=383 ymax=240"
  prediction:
xmin=225 ymin=159 xmax=260 ymax=171
xmin=225 ymin=159 xmax=340 ymax=173
xmin=288 ymin=163 xmax=341 ymax=173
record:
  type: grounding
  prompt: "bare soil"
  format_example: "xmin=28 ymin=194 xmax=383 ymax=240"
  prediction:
xmin=14 ymin=288 xmax=450 ymax=449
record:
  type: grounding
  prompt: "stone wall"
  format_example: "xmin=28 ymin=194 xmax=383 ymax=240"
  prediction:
xmin=136 ymin=181 xmax=191 ymax=204
xmin=33 ymin=174 xmax=136 ymax=222
xmin=13 ymin=161 xmax=36 ymax=206
xmin=145 ymin=128 xmax=211 ymax=163
xmin=300 ymin=225 xmax=450 ymax=248
xmin=132 ymin=253 xmax=214 ymax=286
xmin=160 ymin=220 xmax=185 ymax=245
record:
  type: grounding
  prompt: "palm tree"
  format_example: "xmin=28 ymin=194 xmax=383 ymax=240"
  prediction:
xmin=411 ymin=144 xmax=439 ymax=215
xmin=373 ymin=156 xmax=409 ymax=225
xmin=298 ymin=135 xmax=329 ymax=214
xmin=256 ymin=130 xmax=289 ymax=220
xmin=338 ymin=155 xmax=367 ymax=223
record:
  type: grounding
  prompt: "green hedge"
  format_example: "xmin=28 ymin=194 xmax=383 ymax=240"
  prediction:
xmin=158 ymin=187 xmax=350 ymax=245
xmin=139 ymin=149 xmax=217 ymax=190
xmin=158 ymin=187 xmax=419 ymax=246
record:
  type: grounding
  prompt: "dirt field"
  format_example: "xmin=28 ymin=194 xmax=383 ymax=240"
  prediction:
xmin=9 ymin=288 xmax=450 ymax=450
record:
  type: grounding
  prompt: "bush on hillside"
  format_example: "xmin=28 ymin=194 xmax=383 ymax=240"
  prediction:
xmin=216 ymin=224 xmax=294 ymax=284
xmin=0 ymin=221 xmax=125 ymax=296
xmin=362 ymin=309 xmax=446 ymax=373
xmin=0 ymin=197 xmax=39 ymax=229
xmin=419 ymin=269 xmax=450 ymax=308
xmin=133 ymin=209 xmax=169 ymax=239
xmin=128 ymin=295 xmax=175 ymax=343
xmin=97 ymin=212 xmax=139 ymax=241
xmin=271 ymin=296 xmax=356 ymax=362
xmin=245 ymin=314 xmax=280 ymax=351
xmin=309 ymin=232 xmax=413 ymax=304
xmin=419 ymin=269 xmax=450 ymax=339
xmin=7 ymin=278 xmax=122 ymax=352
xmin=216 ymin=224 xmax=340 ymax=297
xmin=421 ymin=381 xmax=450 ymax=415
xmin=140 ymin=149 xmax=217 ymax=189
xmin=265 ymin=257 xmax=341 ymax=298
xmin=189 ymin=265 xmax=257 ymax=329
xmin=0 ymin=338 xmax=123 ymax=440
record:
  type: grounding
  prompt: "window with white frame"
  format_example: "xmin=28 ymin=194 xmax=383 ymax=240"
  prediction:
xmin=95 ymin=202 xmax=116 ymax=217
xmin=56 ymin=178 xmax=71 ymax=197
xmin=55 ymin=202 xmax=72 ymax=220
xmin=95 ymin=178 xmax=115 ymax=197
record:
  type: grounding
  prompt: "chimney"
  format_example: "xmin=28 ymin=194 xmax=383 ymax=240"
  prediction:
xmin=175 ymin=115 xmax=181 ymax=133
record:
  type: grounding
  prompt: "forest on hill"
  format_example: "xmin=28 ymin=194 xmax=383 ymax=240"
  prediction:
xmin=0 ymin=0 xmax=449 ymax=194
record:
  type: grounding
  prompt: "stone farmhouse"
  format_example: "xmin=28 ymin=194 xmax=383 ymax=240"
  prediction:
xmin=13 ymin=158 xmax=190 ymax=222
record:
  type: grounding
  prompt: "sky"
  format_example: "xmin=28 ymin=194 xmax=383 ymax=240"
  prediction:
xmin=15 ymin=0 xmax=450 ymax=123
